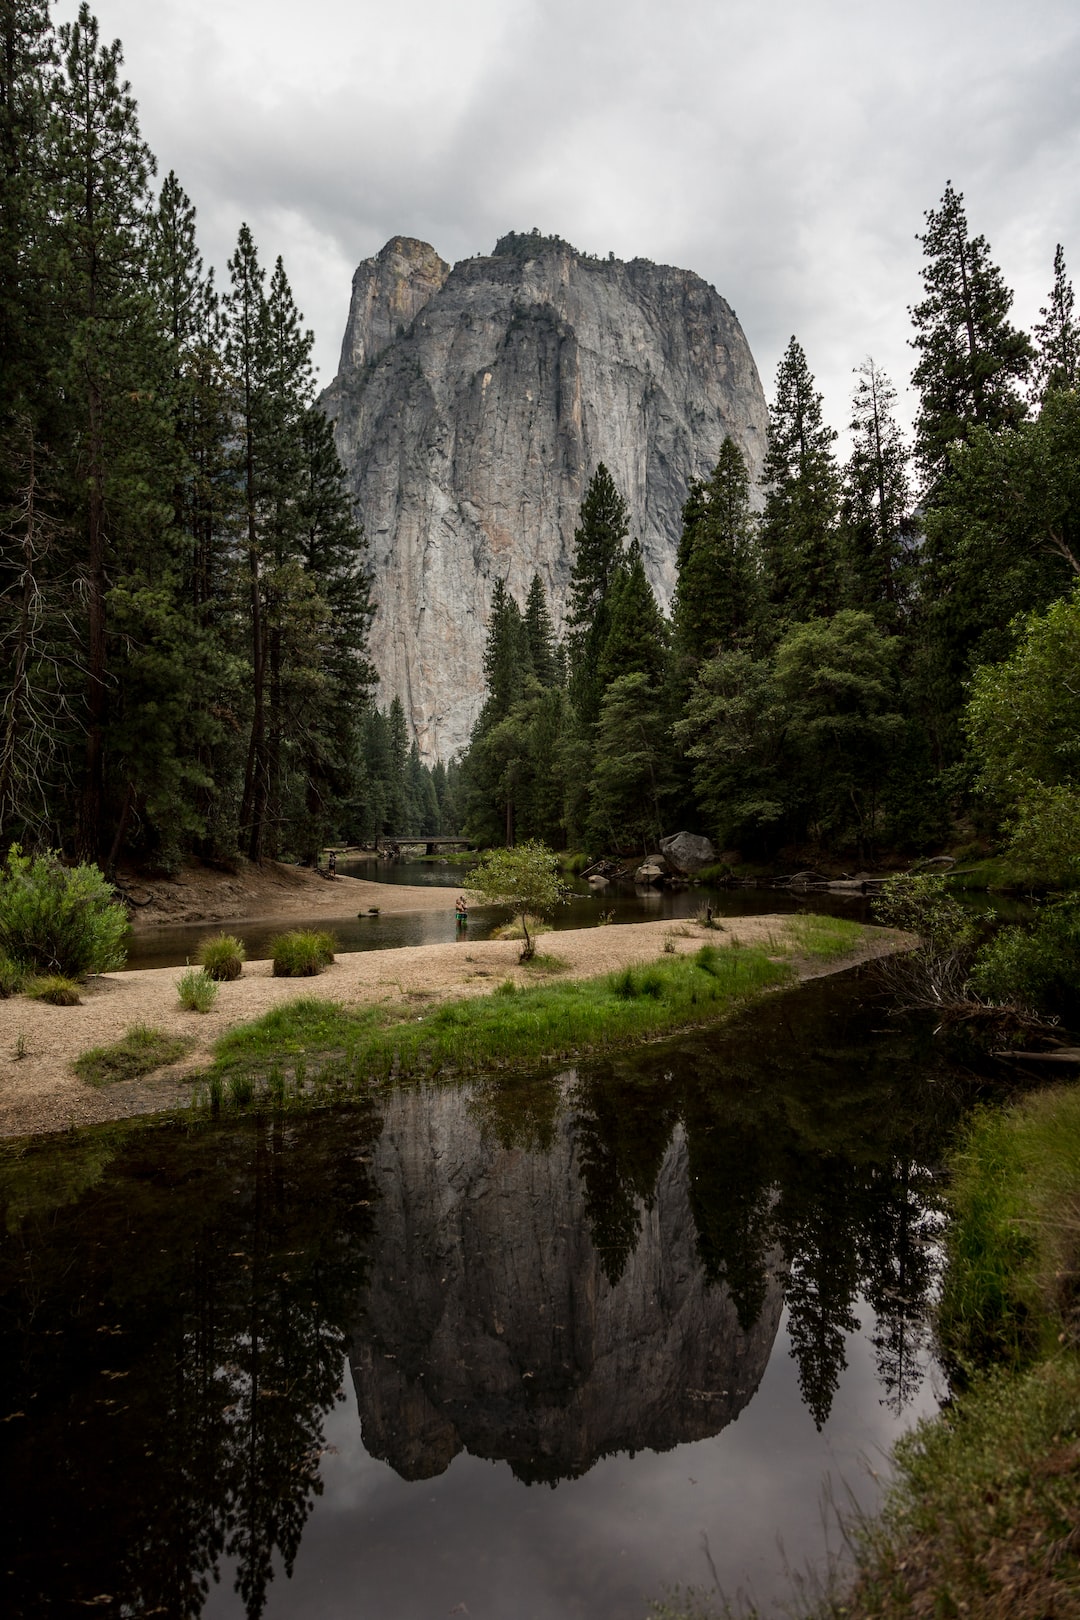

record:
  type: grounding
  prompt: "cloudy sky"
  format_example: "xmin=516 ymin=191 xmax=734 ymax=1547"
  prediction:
xmin=54 ymin=0 xmax=1080 ymax=441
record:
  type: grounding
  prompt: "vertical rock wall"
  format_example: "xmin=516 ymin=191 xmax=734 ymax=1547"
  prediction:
xmin=321 ymin=233 xmax=768 ymax=760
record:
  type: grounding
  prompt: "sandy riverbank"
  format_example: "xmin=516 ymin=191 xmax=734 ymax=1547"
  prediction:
xmin=0 ymin=916 xmax=905 ymax=1141
xmin=122 ymin=854 xmax=464 ymax=931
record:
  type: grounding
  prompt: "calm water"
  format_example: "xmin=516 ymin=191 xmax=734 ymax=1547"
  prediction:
xmin=124 ymin=859 xmax=876 ymax=971
xmin=0 ymin=972 xmax=971 ymax=1618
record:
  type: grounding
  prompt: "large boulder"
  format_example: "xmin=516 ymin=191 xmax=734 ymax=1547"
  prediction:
xmin=659 ymin=832 xmax=716 ymax=874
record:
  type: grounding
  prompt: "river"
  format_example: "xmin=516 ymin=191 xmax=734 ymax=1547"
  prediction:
xmin=0 ymin=966 xmax=974 ymax=1618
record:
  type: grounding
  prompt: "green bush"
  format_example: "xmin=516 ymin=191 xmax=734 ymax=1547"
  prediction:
xmin=0 ymin=952 xmax=24 ymax=997
xmin=25 ymin=974 xmax=82 ymax=1006
xmin=0 ymin=845 xmax=128 ymax=977
xmin=177 ymin=967 xmax=219 ymax=1013
xmin=270 ymin=929 xmax=336 ymax=978
xmin=970 ymin=896 xmax=1080 ymax=1021
xmin=197 ymin=933 xmax=246 ymax=981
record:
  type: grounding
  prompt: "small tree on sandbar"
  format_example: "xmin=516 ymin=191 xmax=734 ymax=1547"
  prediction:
xmin=468 ymin=840 xmax=569 ymax=960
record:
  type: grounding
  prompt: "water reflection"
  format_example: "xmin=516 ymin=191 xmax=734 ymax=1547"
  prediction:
xmin=0 ymin=974 xmax=965 ymax=1616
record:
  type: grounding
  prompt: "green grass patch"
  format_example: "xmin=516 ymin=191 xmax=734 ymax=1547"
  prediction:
xmin=74 ymin=1024 xmax=193 ymax=1087
xmin=25 ymin=973 xmax=82 ymax=1006
xmin=829 ymin=1354 xmax=1080 ymax=1620
xmin=939 ymin=1086 xmax=1080 ymax=1375
xmin=206 ymin=945 xmax=800 ymax=1102
xmin=177 ymin=966 xmax=219 ymax=1013
xmin=270 ymin=928 xmax=336 ymax=977
xmin=785 ymin=911 xmax=868 ymax=960
xmin=197 ymin=932 xmax=245 ymax=981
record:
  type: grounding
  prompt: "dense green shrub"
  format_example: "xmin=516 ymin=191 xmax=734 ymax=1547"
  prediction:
xmin=197 ymin=933 xmax=246 ymax=981
xmin=0 ymin=846 xmax=128 ymax=978
xmin=0 ymin=952 xmax=24 ymax=997
xmin=25 ymin=974 xmax=82 ymax=1006
xmin=970 ymin=896 xmax=1080 ymax=1021
xmin=270 ymin=929 xmax=336 ymax=978
xmin=177 ymin=967 xmax=219 ymax=1013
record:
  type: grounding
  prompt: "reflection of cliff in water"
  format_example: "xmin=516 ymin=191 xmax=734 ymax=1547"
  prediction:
xmin=349 ymin=1084 xmax=784 ymax=1484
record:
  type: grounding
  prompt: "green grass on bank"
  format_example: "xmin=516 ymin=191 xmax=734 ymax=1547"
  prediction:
xmin=787 ymin=1081 xmax=1080 ymax=1620
xmin=829 ymin=1354 xmax=1080 ymax=1620
xmin=75 ymin=1024 xmax=193 ymax=1087
xmin=938 ymin=1086 xmax=1080 ymax=1375
xmin=199 ymin=916 xmax=871 ymax=1111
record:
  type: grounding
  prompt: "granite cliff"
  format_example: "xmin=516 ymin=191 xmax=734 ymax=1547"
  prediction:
xmin=348 ymin=1077 xmax=784 ymax=1484
xmin=321 ymin=232 xmax=768 ymax=760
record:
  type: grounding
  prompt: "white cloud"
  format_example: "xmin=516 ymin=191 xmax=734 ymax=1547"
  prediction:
xmin=55 ymin=0 xmax=1080 ymax=443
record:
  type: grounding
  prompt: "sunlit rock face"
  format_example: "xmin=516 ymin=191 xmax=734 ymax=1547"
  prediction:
xmin=348 ymin=1081 xmax=784 ymax=1484
xmin=321 ymin=233 xmax=768 ymax=761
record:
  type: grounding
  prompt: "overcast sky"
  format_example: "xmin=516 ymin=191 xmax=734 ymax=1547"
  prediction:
xmin=53 ymin=0 xmax=1080 ymax=444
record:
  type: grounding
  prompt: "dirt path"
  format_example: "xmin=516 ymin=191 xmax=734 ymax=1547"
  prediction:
xmin=0 ymin=917 xmax=905 ymax=1140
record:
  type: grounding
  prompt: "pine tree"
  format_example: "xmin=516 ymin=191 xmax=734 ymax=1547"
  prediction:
xmin=47 ymin=3 xmax=163 ymax=856
xmin=910 ymin=182 xmax=1033 ymax=485
xmin=386 ymin=696 xmax=410 ymax=831
xmin=480 ymin=576 xmax=530 ymax=723
xmin=840 ymin=361 xmax=913 ymax=620
xmin=225 ymin=223 xmax=270 ymax=858
xmin=671 ymin=438 xmax=760 ymax=674
xmin=597 ymin=542 xmax=668 ymax=689
xmin=1032 ymin=244 xmax=1080 ymax=402
xmin=566 ymin=464 xmax=630 ymax=727
xmin=523 ymin=572 xmax=558 ymax=686
xmin=759 ymin=339 xmax=841 ymax=630
xmin=0 ymin=0 xmax=54 ymax=429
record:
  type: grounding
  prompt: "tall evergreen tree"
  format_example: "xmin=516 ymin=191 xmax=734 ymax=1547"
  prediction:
xmin=1032 ymin=243 xmax=1080 ymax=402
xmin=910 ymin=182 xmax=1033 ymax=486
xmin=47 ymin=3 xmax=164 ymax=857
xmin=840 ymin=361 xmax=913 ymax=619
xmin=0 ymin=0 xmax=54 ymax=430
xmin=597 ymin=541 xmax=668 ymax=690
xmin=671 ymin=438 xmax=760 ymax=675
xmin=480 ymin=576 xmax=530 ymax=723
xmin=565 ymin=464 xmax=630 ymax=727
xmin=759 ymin=338 xmax=841 ymax=629
xmin=523 ymin=572 xmax=559 ymax=687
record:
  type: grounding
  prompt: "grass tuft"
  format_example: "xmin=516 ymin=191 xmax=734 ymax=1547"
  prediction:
xmin=25 ymin=973 xmax=82 ymax=1006
xmin=74 ymin=1024 xmax=192 ymax=1087
xmin=197 ymin=933 xmax=246 ymax=981
xmin=177 ymin=966 xmax=219 ymax=1013
xmin=270 ymin=928 xmax=336 ymax=977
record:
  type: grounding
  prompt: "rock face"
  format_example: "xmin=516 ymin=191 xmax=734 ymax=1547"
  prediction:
xmin=348 ymin=1079 xmax=784 ymax=1484
xmin=321 ymin=232 xmax=769 ymax=760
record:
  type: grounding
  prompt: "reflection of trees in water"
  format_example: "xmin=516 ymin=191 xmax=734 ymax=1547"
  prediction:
xmin=565 ymin=977 xmax=963 ymax=1426
xmin=0 ymin=1109 xmax=380 ymax=1618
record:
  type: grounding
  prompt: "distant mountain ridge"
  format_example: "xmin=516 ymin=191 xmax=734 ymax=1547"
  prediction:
xmin=321 ymin=231 xmax=768 ymax=760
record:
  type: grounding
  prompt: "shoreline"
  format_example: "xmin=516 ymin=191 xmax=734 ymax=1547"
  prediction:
xmin=0 ymin=916 xmax=906 ymax=1142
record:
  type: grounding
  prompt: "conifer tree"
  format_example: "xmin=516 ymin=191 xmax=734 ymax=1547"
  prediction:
xmin=597 ymin=542 xmax=668 ymax=689
xmin=840 ymin=361 xmax=913 ymax=619
xmin=480 ymin=577 xmax=530 ymax=723
xmin=671 ymin=438 xmax=760 ymax=675
xmin=523 ymin=572 xmax=559 ymax=686
xmin=0 ymin=0 xmax=54 ymax=430
xmin=47 ymin=3 xmax=164 ymax=856
xmin=759 ymin=339 xmax=841 ymax=630
xmin=910 ymin=182 xmax=1033 ymax=485
xmin=566 ymin=464 xmax=630 ymax=727
xmin=225 ymin=223 xmax=270 ymax=857
xmin=1032 ymin=244 xmax=1080 ymax=401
